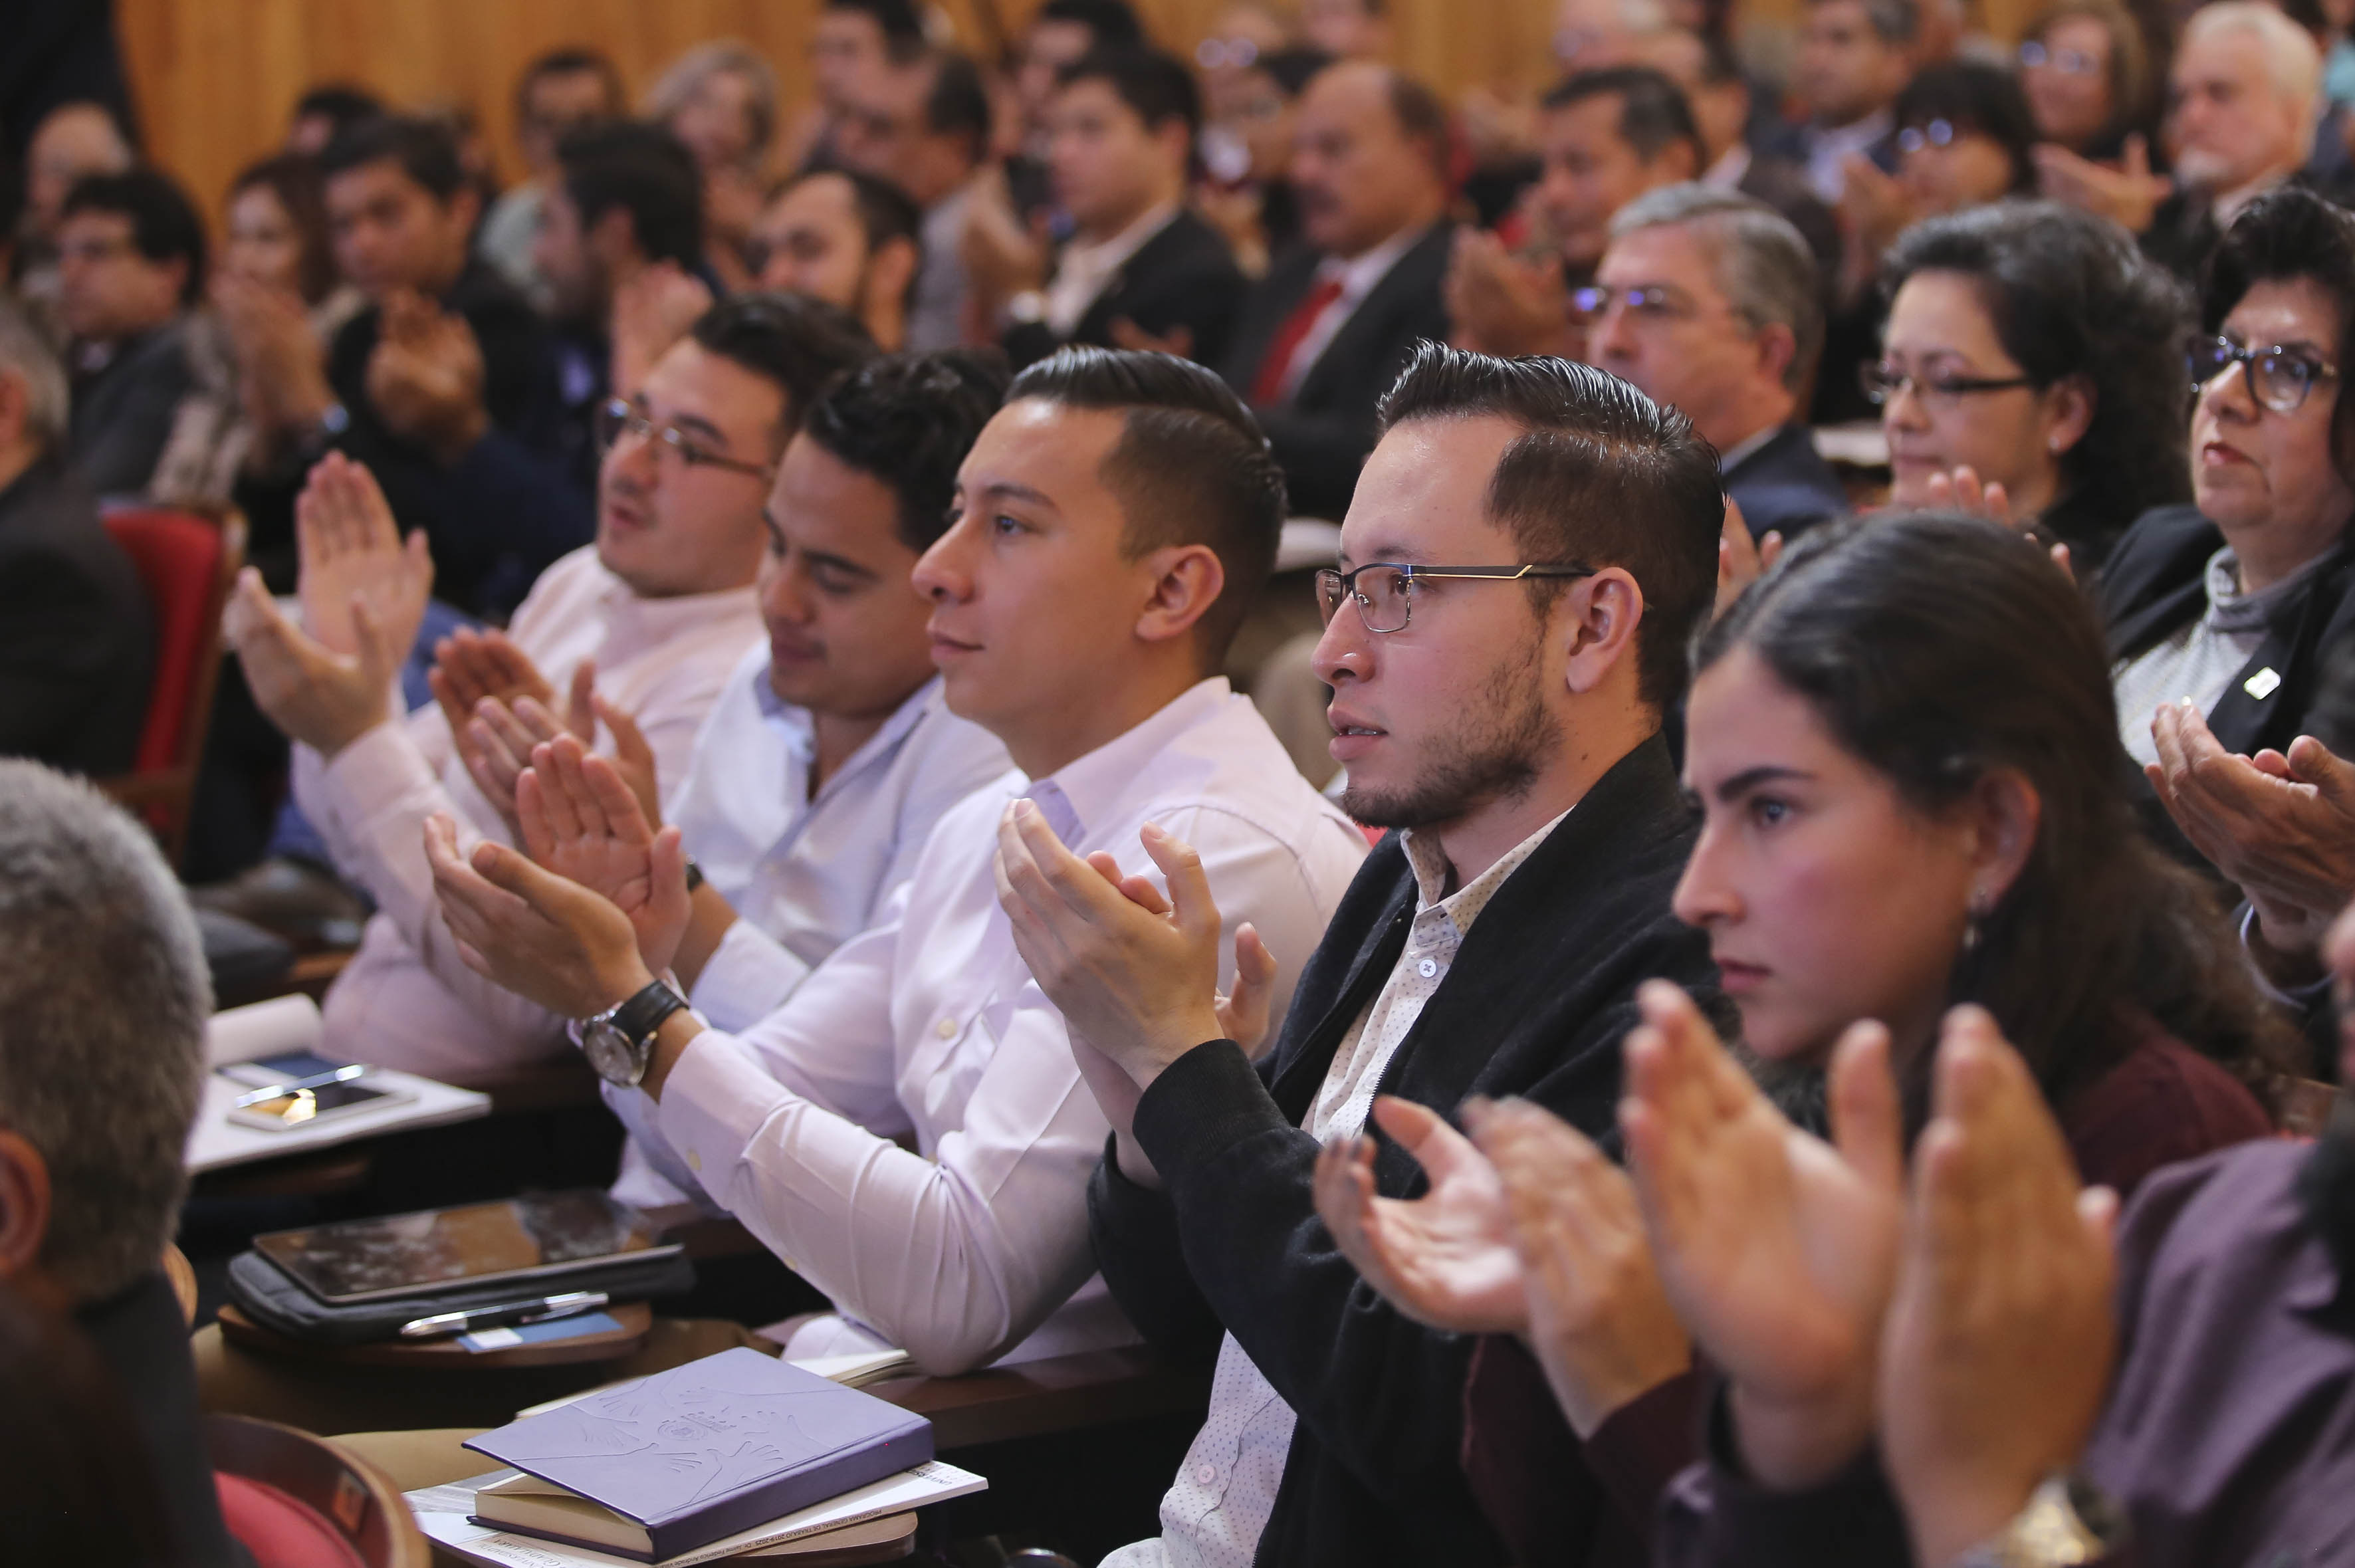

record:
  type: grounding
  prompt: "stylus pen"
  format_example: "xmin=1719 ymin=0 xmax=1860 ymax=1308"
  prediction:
xmin=231 ymin=1063 xmax=369 ymax=1107
xmin=398 ymin=1290 xmax=610 ymax=1339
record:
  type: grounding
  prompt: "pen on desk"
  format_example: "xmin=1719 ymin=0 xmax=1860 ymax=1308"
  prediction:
xmin=231 ymin=1063 xmax=370 ymax=1107
xmin=398 ymin=1291 xmax=610 ymax=1339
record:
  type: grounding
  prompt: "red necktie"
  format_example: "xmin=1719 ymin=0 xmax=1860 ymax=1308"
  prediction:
xmin=1250 ymin=275 xmax=1347 ymax=406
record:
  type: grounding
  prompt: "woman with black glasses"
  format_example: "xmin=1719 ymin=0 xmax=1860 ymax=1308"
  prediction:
xmin=1865 ymin=199 xmax=2192 ymax=572
xmin=2103 ymin=186 xmax=2355 ymax=859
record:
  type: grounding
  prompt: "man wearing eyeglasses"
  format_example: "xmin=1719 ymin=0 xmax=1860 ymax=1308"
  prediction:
xmin=220 ymin=297 xmax=873 ymax=1086
xmin=1583 ymin=183 xmax=1846 ymax=545
xmin=992 ymin=344 xmax=1730 ymax=1567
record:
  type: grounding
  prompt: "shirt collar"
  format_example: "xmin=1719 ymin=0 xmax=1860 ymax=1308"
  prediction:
xmin=1703 ymin=144 xmax=1753 ymax=189
xmin=1397 ymin=806 xmax=1573 ymax=935
xmin=1717 ymin=423 xmax=1783 ymax=473
xmin=596 ymin=560 xmax=757 ymax=645
xmin=2203 ymin=544 xmax=2332 ymax=635
xmin=1064 ymin=201 xmax=1179 ymax=276
xmin=1813 ymin=107 xmax=1894 ymax=152
xmin=753 ymin=667 xmax=949 ymax=776
xmin=1020 ymin=677 xmax=1237 ymax=846
xmin=1316 ymin=221 xmax=1429 ymax=303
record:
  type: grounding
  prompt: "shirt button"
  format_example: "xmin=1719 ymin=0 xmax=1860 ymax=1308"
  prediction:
xmin=686 ymin=1150 xmax=703 ymax=1173
xmin=1192 ymin=1462 xmax=1218 ymax=1486
xmin=936 ymin=1018 xmax=958 ymax=1039
xmin=1416 ymin=958 xmax=1438 ymax=978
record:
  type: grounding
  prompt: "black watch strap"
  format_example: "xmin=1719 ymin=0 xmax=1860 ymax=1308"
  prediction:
xmin=683 ymin=856 xmax=706 ymax=895
xmin=611 ymin=980 xmax=689 ymax=1046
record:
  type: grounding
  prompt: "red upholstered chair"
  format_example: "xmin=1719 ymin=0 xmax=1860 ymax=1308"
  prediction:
xmin=96 ymin=504 xmax=246 ymax=867
xmin=207 ymin=1414 xmax=429 ymax=1568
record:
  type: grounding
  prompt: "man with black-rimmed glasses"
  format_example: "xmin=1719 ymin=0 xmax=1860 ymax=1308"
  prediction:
xmin=994 ymin=343 xmax=1733 ymax=1567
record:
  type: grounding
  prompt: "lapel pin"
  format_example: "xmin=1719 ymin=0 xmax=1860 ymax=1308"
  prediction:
xmin=2245 ymin=667 xmax=2283 ymax=701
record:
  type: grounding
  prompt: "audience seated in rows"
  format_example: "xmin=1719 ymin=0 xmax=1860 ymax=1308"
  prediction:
xmin=644 ymin=41 xmax=780 ymax=296
xmin=750 ymin=166 xmax=923 ymax=350
xmin=1222 ymin=61 xmax=1452 ymax=519
xmin=55 ymin=166 xmax=209 ymax=499
xmin=0 ymin=302 xmax=150 ymax=776
xmin=1871 ymin=199 xmax=2191 ymax=570
xmin=1587 ymin=184 xmax=1847 ymax=544
xmin=998 ymin=346 xmax=1730 ymax=1567
xmin=0 ymin=762 xmax=240 ymax=1565
xmin=1791 ymin=0 xmax=1914 ymax=204
xmin=217 ymin=297 xmax=867 ymax=1087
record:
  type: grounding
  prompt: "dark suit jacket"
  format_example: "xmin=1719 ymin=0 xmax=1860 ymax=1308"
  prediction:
xmin=2102 ymin=503 xmax=2355 ymax=858
xmin=0 ymin=456 xmax=151 ymax=776
xmin=1222 ymin=221 xmax=1456 ymax=520
xmin=69 ymin=316 xmax=199 ymax=499
xmin=79 ymin=1272 xmax=253 ymax=1567
xmin=1724 ymin=423 xmax=1845 ymax=543
xmin=1088 ymin=734 xmax=1731 ymax=1568
xmin=1005 ymin=209 xmax=1248 ymax=372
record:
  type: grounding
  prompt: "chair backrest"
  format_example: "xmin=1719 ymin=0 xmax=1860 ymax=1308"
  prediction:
xmin=96 ymin=504 xmax=246 ymax=862
xmin=205 ymin=1414 xmax=429 ymax=1568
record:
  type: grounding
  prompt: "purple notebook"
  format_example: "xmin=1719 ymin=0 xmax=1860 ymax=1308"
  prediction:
xmin=463 ymin=1347 xmax=934 ymax=1562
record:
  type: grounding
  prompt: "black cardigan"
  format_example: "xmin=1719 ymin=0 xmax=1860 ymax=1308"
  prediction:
xmin=1088 ymin=733 xmax=1730 ymax=1567
xmin=2100 ymin=503 xmax=2355 ymax=859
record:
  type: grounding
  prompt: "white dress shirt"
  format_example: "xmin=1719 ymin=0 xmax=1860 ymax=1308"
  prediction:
xmin=294 ymin=546 xmax=762 ymax=1084
xmin=1105 ymin=811 xmax=1567 ymax=1568
xmin=610 ymin=679 xmax=1370 ymax=1375
xmin=1801 ymin=107 xmax=1894 ymax=203
xmin=1272 ymin=223 xmax=1428 ymax=403
xmin=1044 ymin=202 xmax=1180 ymax=337
xmin=668 ymin=651 xmax=1014 ymax=1033
xmin=2112 ymin=545 xmax=2329 ymax=769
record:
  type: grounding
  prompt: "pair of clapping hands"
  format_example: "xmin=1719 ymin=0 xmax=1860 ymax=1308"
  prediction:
xmin=1316 ymin=984 xmax=2118 ymax=1567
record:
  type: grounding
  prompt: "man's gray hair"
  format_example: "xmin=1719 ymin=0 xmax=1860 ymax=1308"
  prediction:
xmin=1611 ymin=183 xmax=1825 ymax=394
xmin=0 ymin=764 xmax=209 ymax=1302
xmin=0 ymin=304 xmax=68 ymax=453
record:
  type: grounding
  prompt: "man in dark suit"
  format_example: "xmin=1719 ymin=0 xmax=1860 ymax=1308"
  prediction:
xmin=1221 ymin=61 xmax=1454 ymax=520
xmin=54 ymin=166 xmax=206 ymax=499
xmin=1649 ymin=28 xmax=1843 ymax=283
xmin=987 ymin=46 xmax=1246 ymax=370
xmin=0 ymin=304 xmax=150 ymax=777
xmin=996 ymin=347 xmax=1731 ymax=1567
xmin=232 ymin=116 xmax=576 ymax=618
xmin=1588 ymin=185 xmax=1846 ymax=543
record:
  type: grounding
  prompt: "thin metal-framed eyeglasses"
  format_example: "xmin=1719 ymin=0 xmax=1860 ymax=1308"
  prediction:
xmin=2018 ymin=39 xmax=2101 ymax=74
xmin=593 ymin=398 xmax=774 ymax=479
xmin=1571 ymin=282 xmax=1702 ymax=322
xmin=1859 ymin=362 xmax=2035 ymax=408
xmin=2189 ymin=335 xmax=2341 ymax=413
xmin=1896 ymin=118 xmax=1961 ymax=154
xmin=1315 ymin=562 xmax=1597 ymax=634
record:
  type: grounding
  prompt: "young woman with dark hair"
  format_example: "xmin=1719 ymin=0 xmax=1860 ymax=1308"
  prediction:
xmin=1314 ymin=514 xmax=2292 ymax=1567
xmin=1868 ymin=200 xmax=2193 ymax=572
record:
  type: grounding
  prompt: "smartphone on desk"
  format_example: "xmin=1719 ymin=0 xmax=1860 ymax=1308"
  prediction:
xmin=217 ymin=1051 xmax=413 ymax=1132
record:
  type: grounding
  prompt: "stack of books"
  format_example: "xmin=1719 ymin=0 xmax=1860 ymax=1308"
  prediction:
xmin=413 ymin=1347 xmax=984 ymax=1565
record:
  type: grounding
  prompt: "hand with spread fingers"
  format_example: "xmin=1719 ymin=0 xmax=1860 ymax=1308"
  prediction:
xmin=1878 ymin=1010 xmax=2119 ymax=1567
xmin=516 ymin=733 xmax=694 ymax=978
xmin=423 ymin=809 xmax=660 ymax=1022
xmin=1715 ymin=495 xmax=1783 ymax=621
xmin=367 ymin=288 xmax=490 ymax=463
xmin=1920 ymin=466 xmax=2017 ymax=530
xmin=223 ymin=566 xmax=404 ymax=756
xmin=1477 ymin=1096 xmax=1691 ymax=1438
xmin=2148 ymin=699 xmax=2355 ymax=963
xmin=1313 ymin=1095 xmax=1528 ymax=1335
xmin=431 ymin=631 xmax=661 ymax=834
xmin=293 ymin=451 xmax=434 ymax=661
xmin=1620 ymin=980 xmax=1905 ymax=1490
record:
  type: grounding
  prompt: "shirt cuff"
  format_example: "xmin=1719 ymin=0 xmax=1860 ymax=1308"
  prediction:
xmin=317 ymin=715 xmax=443 ymax=838
xmin=1131 ymin=1038 xmax=1291 ymax=1184
xmin=653 ymin=1025 xmax=798 ymax=1198
xmin=687 ymin=919 xmax=813 ymax=1035
xmin=1684 ymin=1379 xmax=1910 ymax=1564
xmin=2238 ymin=903 xmax=2333 ymax=1010
xmin=1584 ymin=1366 xmax=1706 ymax=1534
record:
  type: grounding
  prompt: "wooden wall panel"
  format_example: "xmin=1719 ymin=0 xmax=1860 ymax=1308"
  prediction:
xmin=112 ymin=0 xmax=1839 ymax=227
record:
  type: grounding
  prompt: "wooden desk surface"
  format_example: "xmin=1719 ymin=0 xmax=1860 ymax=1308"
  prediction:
xmin=863 ymin=1345 xmax=1212 ymax=1452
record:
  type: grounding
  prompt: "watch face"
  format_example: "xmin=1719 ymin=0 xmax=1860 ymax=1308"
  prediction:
xmin=580 ymin=1019 xmax=644 ymax=1087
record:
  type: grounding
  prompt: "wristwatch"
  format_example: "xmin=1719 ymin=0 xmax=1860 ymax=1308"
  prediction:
xmin=578 ymin=980 xmax=690 ymax=1088
xmin=1954 ymin=1475 xmax=2129 ymax=1567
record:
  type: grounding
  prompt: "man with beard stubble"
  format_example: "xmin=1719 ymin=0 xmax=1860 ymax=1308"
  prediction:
xmin=992 ymin=344 xmax=1733 ymax=1565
